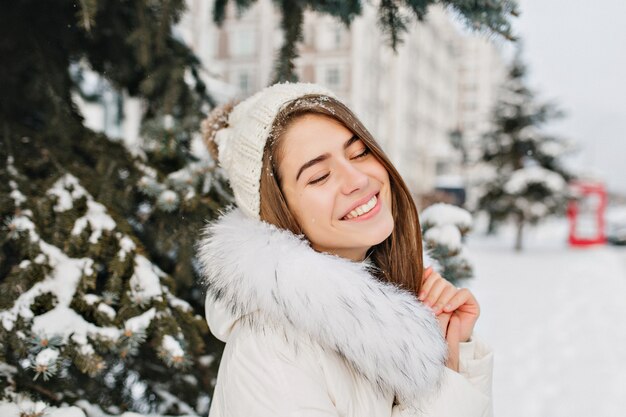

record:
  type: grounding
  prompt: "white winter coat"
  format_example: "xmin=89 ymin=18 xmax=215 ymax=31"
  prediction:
xmin=198 ymin=208 xmax=494 ymax=417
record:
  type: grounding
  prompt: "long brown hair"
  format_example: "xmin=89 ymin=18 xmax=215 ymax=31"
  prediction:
xmin=259 ymin=95 xmax=424 ymax=295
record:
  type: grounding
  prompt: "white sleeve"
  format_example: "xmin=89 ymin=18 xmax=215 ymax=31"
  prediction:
xmin=458 ymin=335 xmax=494 ymax=402
xmin=210 ymin=329 xmax=339 ymax=417
xmin=391 ymin=335 xmax=494 ymax=417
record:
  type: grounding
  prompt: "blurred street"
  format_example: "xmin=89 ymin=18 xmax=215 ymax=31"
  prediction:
xmin=468 ymin=220 xmax=626 ymax=417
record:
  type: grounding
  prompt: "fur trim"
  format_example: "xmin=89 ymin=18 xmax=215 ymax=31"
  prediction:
xmin=197 ymin=207 xmax=446 ymax=405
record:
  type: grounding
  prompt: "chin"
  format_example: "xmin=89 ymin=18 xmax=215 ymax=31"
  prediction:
xmin=352 ymin=215 xmax=394 ymax=246
xmin=372 ymin=221 xmax=394 ymax=245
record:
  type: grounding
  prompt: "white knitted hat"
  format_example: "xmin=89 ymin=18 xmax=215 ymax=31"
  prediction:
xmin=208 ymin=82 xmax=338 ymax=219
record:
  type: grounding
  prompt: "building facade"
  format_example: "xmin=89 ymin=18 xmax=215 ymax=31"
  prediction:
xmin=456 ymin=35 xmax=507 ymax=162
xmin=80 ymin=0 xmax=506 ymax=204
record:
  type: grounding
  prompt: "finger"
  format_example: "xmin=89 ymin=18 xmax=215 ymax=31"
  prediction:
xmin=452 ymin=309 xmax=476 ymax=343
xmin=436 ymin=312 xmax=451 ymax=337
xmin=423 ymin=278 xmax=450 ymax=308
xmin=432 ymin=285 xmax=459 ymax=315
xmin=445 ymin=315 xmax=461 ymax=372
xmin=418 ymin=271 xmax=442 ymax=301
xmin=442 ymin=288 xmax=470 ymax=312
xmin=446 ymin=314 xmax=461 ymax=344
xmin=442 ymin=288 xmax=479 ymax=315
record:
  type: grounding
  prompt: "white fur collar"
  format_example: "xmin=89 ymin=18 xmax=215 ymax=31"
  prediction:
xmin=197 ymin=207 xmax=446 ymax=405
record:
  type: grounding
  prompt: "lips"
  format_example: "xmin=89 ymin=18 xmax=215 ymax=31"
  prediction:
xmin=340 ymin=191 xmax=379 ymax=220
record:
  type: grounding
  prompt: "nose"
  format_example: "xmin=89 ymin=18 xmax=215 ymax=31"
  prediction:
xmin=338 ymin=159 xmax=368 ymax=195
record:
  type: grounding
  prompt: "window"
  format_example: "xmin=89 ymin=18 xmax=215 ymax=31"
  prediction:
xmin=316 ymin=24 xmax=343 ymax=50
xmin=325 ymin=66 xmax=340 ymax=88
xmin=436 ymin=161 xmax=448 ymax=175
xmin=334 ymin=27 xmax=342 ymax=48
xmin=237 ymin=71 xmax=251 ymax=95
xmin=231 ymin=27 xmax=255 ymax=57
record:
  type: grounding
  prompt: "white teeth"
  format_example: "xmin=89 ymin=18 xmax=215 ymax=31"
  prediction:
xmin=343 ymin=195 xmax=378 ymax=220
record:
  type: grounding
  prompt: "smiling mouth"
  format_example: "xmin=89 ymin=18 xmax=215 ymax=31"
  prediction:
xmin=341 ymin=193 xmax=380 ymax=221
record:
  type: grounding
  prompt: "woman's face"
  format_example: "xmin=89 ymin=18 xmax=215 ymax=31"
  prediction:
xmin=278 ymin=113 xmax=394 ymax=261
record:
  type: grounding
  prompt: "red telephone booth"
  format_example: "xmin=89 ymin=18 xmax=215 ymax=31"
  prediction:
xmin=567 ymin=180 xmax=607 ymax=246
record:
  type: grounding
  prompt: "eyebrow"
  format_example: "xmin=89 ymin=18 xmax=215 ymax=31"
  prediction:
xmin=295 ymin=134 xmax=360 ymax=181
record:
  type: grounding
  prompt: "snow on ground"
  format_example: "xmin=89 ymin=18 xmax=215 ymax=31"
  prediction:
xmin=466 ymin=218 xmax=626 ymax=417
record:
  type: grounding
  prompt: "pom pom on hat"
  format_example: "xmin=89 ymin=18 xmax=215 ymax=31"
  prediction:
xmin=201 ymin=101 xmax=238 ymax=162
xmin=201 ymin=82 xmax=338 ymax=219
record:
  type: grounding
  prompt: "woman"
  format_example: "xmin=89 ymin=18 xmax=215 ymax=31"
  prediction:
xmin=197 ymin=82 xmax=493 ymax=417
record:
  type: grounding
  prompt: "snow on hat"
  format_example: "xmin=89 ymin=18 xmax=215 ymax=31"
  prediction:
xmin=201 ymin=82 xmax=337 ymax=219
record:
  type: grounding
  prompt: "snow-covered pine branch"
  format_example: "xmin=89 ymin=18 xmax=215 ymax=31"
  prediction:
xmin=421 ymin=203 xmax=474 ymax=284
xmin=0 ymin=158 xmax=212 ymax=416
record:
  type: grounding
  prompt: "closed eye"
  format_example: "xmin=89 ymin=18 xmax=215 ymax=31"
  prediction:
xmin=308 ymin=173 xmax=329 ymax=185
xmin=308 ymin=148 xmax=370 ymax=185
xmin=352 ymin=148 xmax=370 ymax=159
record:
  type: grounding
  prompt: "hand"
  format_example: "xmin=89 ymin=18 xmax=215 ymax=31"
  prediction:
xmin=419 ymin=267 xmax=480 ymax=343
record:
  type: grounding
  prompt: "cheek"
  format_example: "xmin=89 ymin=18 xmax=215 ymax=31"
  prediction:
xmin=293 ymin=190 xmax=336 ymax=228
xmin=370 ymin=161 xmax=392 ymax=207
xmin=369 ymin=160 xmax=391 ymax=188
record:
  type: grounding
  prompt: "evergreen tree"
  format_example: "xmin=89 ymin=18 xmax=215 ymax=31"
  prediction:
xmin=0 ymin=1 xmax=230 ymax=415
xmin=474 ymin=54 xmax=574 ymax=250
